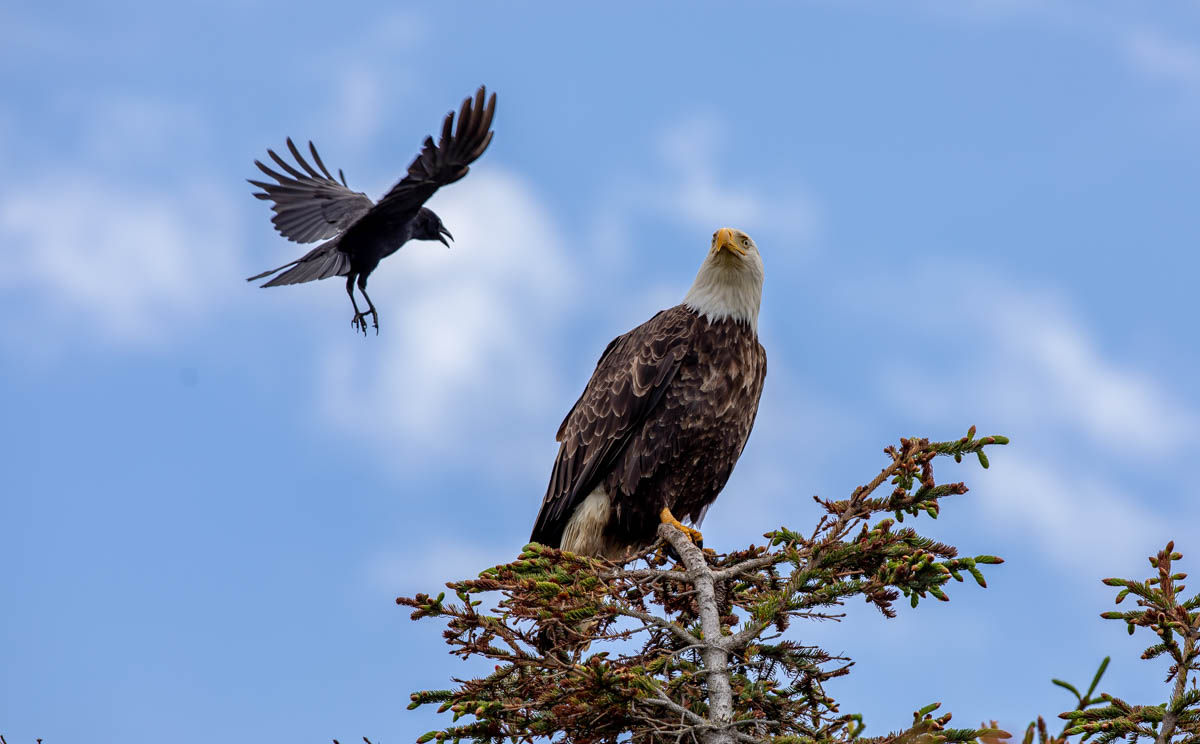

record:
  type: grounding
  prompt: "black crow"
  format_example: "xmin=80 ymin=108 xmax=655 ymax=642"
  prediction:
xmin=247 ymin=86 xmax=497 ymax=335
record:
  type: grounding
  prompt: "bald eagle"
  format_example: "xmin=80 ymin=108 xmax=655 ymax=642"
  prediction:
xmin=530 ymin=228 xmax=767 ymax=560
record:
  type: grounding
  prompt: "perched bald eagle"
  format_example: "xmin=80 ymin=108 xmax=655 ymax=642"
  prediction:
xmin=531 ymin=228 xmax=767 ymax=560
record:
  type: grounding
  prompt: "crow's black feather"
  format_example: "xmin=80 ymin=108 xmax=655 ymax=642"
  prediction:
xmin=246 ymin=85 xmax=497 ymax=335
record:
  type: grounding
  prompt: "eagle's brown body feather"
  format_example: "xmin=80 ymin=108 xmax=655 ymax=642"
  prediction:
xmin=531 ymin=304 xmax=766 ymax=558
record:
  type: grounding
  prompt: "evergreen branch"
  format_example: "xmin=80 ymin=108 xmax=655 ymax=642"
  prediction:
xmin=399 ymin=429 xmax=1008 ymax=743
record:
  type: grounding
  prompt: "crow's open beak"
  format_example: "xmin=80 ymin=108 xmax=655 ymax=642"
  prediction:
xmin=438 ymin=225 xmax=453 ymax=248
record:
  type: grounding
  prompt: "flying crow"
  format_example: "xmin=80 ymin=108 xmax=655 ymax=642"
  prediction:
xmin=247 ymin=86 xmax=497 ymax=335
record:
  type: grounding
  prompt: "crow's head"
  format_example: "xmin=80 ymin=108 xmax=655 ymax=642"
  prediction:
xmin=412 ymin=207 xmax=453 ymax=247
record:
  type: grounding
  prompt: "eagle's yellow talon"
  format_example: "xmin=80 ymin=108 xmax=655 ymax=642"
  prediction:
xmin=660 ymin=506 xmax=704 ymax=545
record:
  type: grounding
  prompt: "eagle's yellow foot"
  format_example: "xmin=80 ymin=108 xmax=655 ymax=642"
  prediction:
xmin=659 ymin=506 xmax=703 ymax=547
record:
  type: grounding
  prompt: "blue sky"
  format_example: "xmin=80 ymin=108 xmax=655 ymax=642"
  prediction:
xmin=3 ymin=1 xmax=1199 ymax=741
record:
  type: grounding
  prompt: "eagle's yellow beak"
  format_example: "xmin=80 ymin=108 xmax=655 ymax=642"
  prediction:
xmin=715 ymin=227 xmax=747 ymax=256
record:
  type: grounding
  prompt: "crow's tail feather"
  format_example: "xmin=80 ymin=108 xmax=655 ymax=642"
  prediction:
xmin=247 ymin=239 xmax=351 ymax=287
xmin=246 ymin=261 xmax=298 ymax=282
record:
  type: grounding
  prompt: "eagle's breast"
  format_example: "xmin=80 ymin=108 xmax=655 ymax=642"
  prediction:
xmin=604 ymin=309 xmax=766 ymax=539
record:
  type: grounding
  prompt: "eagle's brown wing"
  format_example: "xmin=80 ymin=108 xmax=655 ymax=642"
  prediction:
xmin=530 ymin=306 xmax=696 ymax=547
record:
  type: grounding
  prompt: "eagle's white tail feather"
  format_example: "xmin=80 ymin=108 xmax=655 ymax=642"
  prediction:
xmin=561 ymin=488 xmax=626 ymax=560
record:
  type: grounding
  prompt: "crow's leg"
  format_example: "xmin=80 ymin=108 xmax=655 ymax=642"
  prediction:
xmin=356 ymin=274 xmax=379 ymax=335
xmin=346 ymin=273 xmax=369 ymax=336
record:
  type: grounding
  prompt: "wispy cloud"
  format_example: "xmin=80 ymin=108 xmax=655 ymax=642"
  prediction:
xmin=972 ymin=451 xmax=1168 ymax=576
xmin=652 ymin=116 xmax=821 ymax=242
xmin=1126 ymin=29 xmax=1200 ymax=88
xmin=364 ymin=535 xmax=515 ymax=595
xmin=851 ymin=266 xmax=1194 ymax=572
xmin=579 ymin=114 xmax=822 ymax=306
xmin=0 ymin=178 xmax=241 ymax=347
xmin=327 ymin=65 xmax=386 ymax=148
xmin=918 ymin=2 xmax=1200 ymax=99
xmin=0 ymin=87 xmax=245 ymax=352
xmin=995 ymin=298 xmax=1194 ymax=458
xmin=312 ymin=115 xmax=830 ymax=499
xmin=317 ymin=167 xmax=577 ymax=469
xmin=878 ymin=273 xmax=1195 ymax=461
xmin=73 ymin=94 xmax=209 ymax=165
xmin=316 ymin=10 xmax=426 ymax=150
xmin=917 ymin=0 xmax=1071 ymax=25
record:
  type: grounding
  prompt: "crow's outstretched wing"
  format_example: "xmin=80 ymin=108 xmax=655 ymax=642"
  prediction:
xmin=370 ymin=86 xmax=497 ymax=226
xmin=249 ymin=139 xmax=375 ymax=244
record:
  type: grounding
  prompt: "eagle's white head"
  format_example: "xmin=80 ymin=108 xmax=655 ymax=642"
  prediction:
xmin=682 ymin=227 xmax=764 ymax=332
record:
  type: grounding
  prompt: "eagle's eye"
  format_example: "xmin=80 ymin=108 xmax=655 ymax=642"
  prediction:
xmin=741 ymin=237 xmax=749 ymax=247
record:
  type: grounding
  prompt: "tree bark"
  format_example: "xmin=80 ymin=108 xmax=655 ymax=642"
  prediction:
xmin=658 ymin=522 xmax=735 ymax=744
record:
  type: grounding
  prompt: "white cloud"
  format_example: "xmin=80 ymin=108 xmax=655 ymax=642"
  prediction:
xmin=317 ymin=167 xmax=577 ymax=465
xmin=316 ymin=10 xmax=426 ymax=150
xmin=852 ymin=267 xmax=1195 ymax=574
xmin=1126 ymin=29 xmax=1200 ymax=88
xmin=652 ymin=116 xmax=821 ymax=242
xmin=328 ymin=65 xmax=386 ymax=148
xmin=973 ymin=452 xmax=1169 ymax=575
xmin=914 ymin=2 xmax=1200 ymax=99
xmin=364 ymin=536 xmax=516 ymax=595
xmin=581 ymin=115 xmax=822 ymax=291
xmin=875 ymin=272 xmax=1195 ymax=461
xmin=314 ymin=117 xmax=828 ymax=498
xmin=74 ymin=95 xmax=208 ymax=164
xmin=997 ymin=300 xmax=1194 ymax=457
xmin=916 ymin=0 xmax=1074 ymax=25
xmin=658 ymin=117 xmax=770 ymax=229
xmin=0 ymin=178 xmax=241 ymax=346
xmin=703 ymin=368 xmax=868 ymax=546
xmin=0 ymin=90 xmax=244 ymax=352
